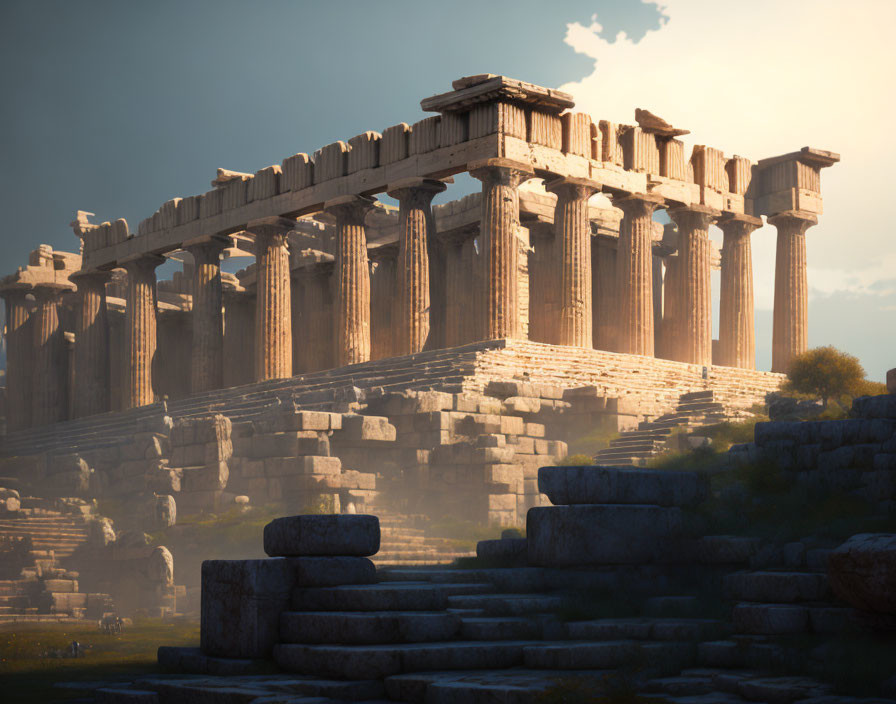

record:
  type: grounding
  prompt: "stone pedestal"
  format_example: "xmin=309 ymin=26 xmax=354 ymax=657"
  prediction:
xmin=71 ymin=271 xmax=111 ymax=418
xmin=1 ymin=288 xmax=33 ymax=430
xmin=327 ymin=196 xmax=376 ymax=366
xmin=771 ymin=211 xmax=817 ymax=373
xmin=615 ymin=194 xmax=663 ymax=356
xmin=124 ymin=255 xmax=164 ymax=409
xmin=31 ymin=285 xmax=69 ymax=425
xmin=469 ymin=159 xmax=534 ymax=341
xmin=718 ymin=215 xmax=762 ymax=369
xmin=546 ymin=178 xmax=600 ymax=348
xmin=388 ymin=179 xmax=447 ymax=356
xmin=186 ymin=237 xmax=229 ymax=393
xmin=250 ymin=218 xmax=294 ymax=381
xmin=668 ymin=206 xmax=718 ymax=366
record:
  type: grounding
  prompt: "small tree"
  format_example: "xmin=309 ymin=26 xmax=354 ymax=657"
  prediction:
xmin=784 ymin=346 xmax=866 ymax=409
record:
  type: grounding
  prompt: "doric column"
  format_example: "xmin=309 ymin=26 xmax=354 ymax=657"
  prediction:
xmin=369 ymin=244 xmax=397 ymax=361
xmin=592 ymin=235 xmax=618 ymax=351
xmin=300 ymin=261 xmax=334 ymax=372
xmin=544 ymin=178 xmax=600 ymax=348
xmin=70 ymin=270 xmax=111 ymax=418
xmin=718 ymin=214 xmax=762 ymax=369
xmin=469 ymin=159 xmax=534 ymax=340
xmin=249 ymin=217 xmax=294 ymax=381
xmin=659 ymin=254 xmax=682 ymax=361
xmin=527 ymin=224 xmax=555 ymax=344
xmin=326 ymin=196 xmax=376 ymax=366
xmin=388 ymin=179 xmax=447 ymax=356
xmin=123 ymin=255 xmax=164 ymax=409
xmin=441 ymin=235 xmax=466 ymax=349
xmin=31 ymin=285 xmax=69 ymax=425
xmin=770 ymin=211 xmax=817 ymax=373
xmin=614 ymin=194 xmax=663 ymax=356
xmin=668 ymin=206 xmax=718 ymax=366
xmin=223 ymin=288 xmax=255 ymax=387
xmin=1 ymin=287 xmax=33 ymax=430
xmin=185 ymin=237 xmax=228 ymax=393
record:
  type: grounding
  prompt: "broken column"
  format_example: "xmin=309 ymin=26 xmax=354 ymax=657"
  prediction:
xmin=0 ymin=286 xmax=33 ymax=430
xmin=124 ymin=255 xmax=164 ymax=409
xmin=31 ymin=283 xmax=70 ymax=425
xmin=469 ymin=159 xmax=534 ymax=341
xmin=717 ymin=214 xmax=761 ymax=369
xmin=615 ymin=193 xmax=663 ymax=356
xmin=545 ymin=177 xmax=600 ymax=348
xmin=668 ymin=206 xmax=717 ymax=366
xmin=771 ymin=211 xmax=816 ymax=373
xmin=250 ymin=217 xmax=294 ymax=381
xmin=70 ymin=270 xmax=111 ymax=418
xmin=186 ymin=236 xmax=228 ymax=393
xmin=327 ymin=196 xmax=376 ymax=366
xmin=388 ymin=178 xmax=447 ymax=356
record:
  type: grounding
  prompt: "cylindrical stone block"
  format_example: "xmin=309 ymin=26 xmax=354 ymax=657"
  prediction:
xmin=31 ymin=287 xmax=67 ymax=425
xmin=615 ymin=195 xmax=662 ymax=356
xmin=546 ymin=179 xmax=599 ymax=348
xmin=253 ymin=223 xmax=293 ymax=381
xmin=2 ymin=289 xmax=33 ymax=430
xmin=718 ymin=215 xmax=761 ymax=369
xmin=187 ymin=238 xmax=228 ymax=393
xmin=771 ymin=212 xmax=816 ymax=373
xmin=389 ymin=180 xmax=446 ymax=356
xmin=470 ymin=162 xmax=533 ymax=341
xmin=124 ymin=256 xmax=163 ymax=409
xmin=71 ymin=271 xmax=111 ymax=418
xmin=668 ymin=206 xmax=717 ymax=366
xmin=328 ymin=197 xmax=375 ymax=366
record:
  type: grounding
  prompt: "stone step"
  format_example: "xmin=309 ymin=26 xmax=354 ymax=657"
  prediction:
xmin=723 ymin=571 xmax=833 ymax=603
xmin=566 ymin=618 xmax=727 ymax=642
xmin=273 ymin=640 xmax=536 ymax=680
xmin=522 ymin=640 xmax=695 ymax=674
xmin=291 ymin=582 xmax=492 ymax=612
xmin=458 ymin=616 xmax=541 ymax=641
xmin=445 ymin=594 xmax=564 ymax=616
xmin=279 ymin=610 xmax=460 ymax=644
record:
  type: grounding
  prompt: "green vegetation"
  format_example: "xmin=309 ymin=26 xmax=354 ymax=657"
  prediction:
xmin=0 ymin=617 xmax=198 ymax=703
xmin=784 ymin=346 xmax=881 ymax=411
xmin=558 ymin=453 xmax=596 ymax=466
xmin=424 ymin=518 xmax=514 ymax=552
xmin=566 ymin=425 xmax=620 ymax=457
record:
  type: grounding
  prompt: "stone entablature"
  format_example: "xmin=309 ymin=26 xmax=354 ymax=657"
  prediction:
xmin=1 ymin=74 xmax=836 ymax=431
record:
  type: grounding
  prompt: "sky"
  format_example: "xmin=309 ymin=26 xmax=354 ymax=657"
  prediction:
xmin=0 ymin=0 xmax=892 ymax=380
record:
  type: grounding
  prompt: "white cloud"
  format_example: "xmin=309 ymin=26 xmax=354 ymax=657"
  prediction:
xmin=559 ymin=0 xmax=896 ymax=373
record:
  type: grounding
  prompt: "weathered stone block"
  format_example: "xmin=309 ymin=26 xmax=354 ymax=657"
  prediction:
xmin=293 ymin=556 xmax=377 ymax=587
xmin=538 ymin=466 xmax=709 ymax=507
xmin=342 ymin=415 xmax=397 ymax=443
xmin=527 ymin=504 xmax=683 ymax=566
xmin=264 ymin=514 xmax=380 ymax=557
xmin=828 ymin=533 xmax=896 ymax=615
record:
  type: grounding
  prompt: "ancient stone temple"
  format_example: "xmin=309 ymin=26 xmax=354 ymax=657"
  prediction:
xmin=0 ymin=75 xmax=837 ymax=529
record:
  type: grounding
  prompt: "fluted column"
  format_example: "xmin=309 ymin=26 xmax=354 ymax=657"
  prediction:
xmin=327 ymin=196 xmax=376 ymax=366
xmin=300 ymin=262 xmax=334 ymax=372
xmin=592 ymin=236 xmax=618 ymax=351
xmin=186 ymin=237 xmax=228 ymax=393
xmin=668 ymin=206 xmax=718 ymax=366
xmin=442 ymin=236 xmax=466 ymax=348
xmin=1 ymin=288 xmax=33 ymax=430
xmin=249 ymin=217 xmax=294 ymax=381
xmin=614 ymin=194 xmax=663 ymax=356
xmin=70 ymin=271 xmax=111 ymax=418
xmin=469 ymin=159 xmax=534 ymax=340
xmin=770 ymin=211 xmax=817 ymax=373
xmin=31 ymin=285 xmax=68 ymax=425
xmin=659 ymin=254 xmax=682 ymax=360
xmin=369 ymin=245 xmax=397 ymax=361
xmin=124 ymin=255 xmax=164 ymax=409
xmin=718 ymin=214 xmax=761 ymax=369
xmin=544 ymin=178 xmax=599 ymax=347
xmin=527 ymin=224 xmax=555 ymax=343
xmin=388 ymin=179 xmax=447 ymax=356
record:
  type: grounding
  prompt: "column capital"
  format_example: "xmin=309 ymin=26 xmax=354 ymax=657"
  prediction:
xmin=767 ymin=210 xmax=818 ymax=234
xmin=122 ymin=253 xmax=166 ymax=274
xmin=184 ymin=234 xmax=230 ymax=256
xmin=69 ymin=269 xmax=112 ymax=286
xmin=668 ymin=204 xmax=720 ymax=230
xmin=386 ymin=178 xmax=447 ymax=203
xmin=468 ymin=158 xmax=535 ymax=188
xmin=544 ymin=176 xmax=601 ymax=201
xmin=717 ymin=213 xmax=763 ymax=237
xmin=613 ymin=192 xmax=665 ymax=217
xmin=246 ymin=216 xmax=297 ymax=240
xmin=324 ymin=195 xmax=377 ymax=225
xmin=31 ymin=281 xmax=73 ymax=301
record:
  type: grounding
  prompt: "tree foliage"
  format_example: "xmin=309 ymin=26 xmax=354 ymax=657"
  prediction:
xmin=784 ymin=346 xmax=866 ymax=407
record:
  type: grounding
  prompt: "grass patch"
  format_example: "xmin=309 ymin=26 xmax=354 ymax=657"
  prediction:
xmin=558 ymin=454 xmax=597 ymax=466
xmin=567 ymin=425 xmax=620 ymax=457
xmin=699 ymin=415 xmax=768 ymax=452
xmin=424 ymin=518 xmax=514 ymax=552
xmin=0 ymin=617 xmax=198 ymax=703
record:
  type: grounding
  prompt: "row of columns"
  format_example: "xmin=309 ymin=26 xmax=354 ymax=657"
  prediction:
xmin=2 ymin=164 xmax=816 ymax=427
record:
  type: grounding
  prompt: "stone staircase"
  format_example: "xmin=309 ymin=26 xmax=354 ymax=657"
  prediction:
xmin=0 ymin=338 xmax=783 ymax=459
xmin=370 ymin=513 xmax=476 ymax=567
xmin=593 ymin=389 xmax=753 ymax=466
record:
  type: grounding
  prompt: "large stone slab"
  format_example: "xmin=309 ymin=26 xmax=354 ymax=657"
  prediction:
xmin=538 ymin=466 xmax=708 ymax=507
xmin=263 ymin=514 xmax=380 ymax=557
xmin=293 ymin=556 xmax=377 ymax=587
xmin=828 ymin=533 xmax=896 ymax=615
xmin=526 ymin=504 xmax=683 ymax=566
